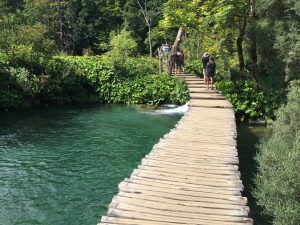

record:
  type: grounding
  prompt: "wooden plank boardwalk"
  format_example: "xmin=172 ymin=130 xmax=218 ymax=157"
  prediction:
xmin=98 ymin=74 xmax=253 ymax=225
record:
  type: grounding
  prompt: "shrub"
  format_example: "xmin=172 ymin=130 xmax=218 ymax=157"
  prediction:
xmin=0 ymin=55 xmax=189 ymax=110
xmin=254 ymin=80 xmax=300 ymax=225
xmin=7 ymin=44 xmax=46 ymax=75
xmin=121 ymin=56 xmax=159 ymax=77
xmin=0 ymin=52 xmax=9 ymax=72
xmin=0 ymin=72 xmax=25 ymax=110
xmin=16 ymin=23 xmax=56 ymax=56
xmin=9 ymin=67 xmax=43 ymax=97
xmin=122 ymin=74 xmax=189 ymax=105
xmin=105 ymin=30 xmax=137 ymax=71
xmin=216 ymin=80 xmax=284 ymax=121
xmin=43 ymin=56 xmax=188 ymax=105
xmin=184 ymin=59 xmax=202 ymax=76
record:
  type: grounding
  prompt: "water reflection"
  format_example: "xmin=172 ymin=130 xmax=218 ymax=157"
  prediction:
xmin=237 ymin=124 xmax=272 ymax=225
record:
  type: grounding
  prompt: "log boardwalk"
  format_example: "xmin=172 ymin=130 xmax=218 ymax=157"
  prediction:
xmin=98 ymin=74 xmax=253 ymax=225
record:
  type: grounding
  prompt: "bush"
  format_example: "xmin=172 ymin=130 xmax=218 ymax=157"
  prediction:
xmin=0 ymin=54 xmax=189 ymax=110
xmin=254 ymin=80 xmax=300 ymax=225
xmin=42 ymin=56 xmax=112 ymax=103
xmin=7 ymin=44 xmax=47 ymax=75
xmin=105 ymin=30 xmax=137 ymax=71
xmin=0 ymin=52 xmax=9 ymax=73
xmin=9 ymin=67 xmax=43 ymax=97
xmin=216 ymin=80 xmax=284 ymax=121
xmin=0 ymin=72 xmax=25 ymax=110
xmin=121 ymin=56 xmax=159 ymax=77
xmin=48 ymin=56 xmax=188 ymax=105
xmin=16 ymin=23 xmax=56 ymax=56
xmin=115 ymin=74 xmax=189 ymax=105
xmin=184 ymin=59 xmax=202 ymax=76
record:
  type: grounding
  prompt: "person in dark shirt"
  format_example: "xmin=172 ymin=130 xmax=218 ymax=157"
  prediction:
xmin=206 ymin=57 xmax=216 ymax=90
xmin=202 ymin=52 xmax=210 ymax=84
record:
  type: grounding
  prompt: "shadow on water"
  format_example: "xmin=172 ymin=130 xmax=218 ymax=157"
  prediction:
xmin=237 ymin=124 xmax=273 ymax=225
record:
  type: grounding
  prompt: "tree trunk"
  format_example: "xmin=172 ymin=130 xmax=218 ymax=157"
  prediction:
xmin=135 ymin=0 xmax=153 ymax=57
xmin=250 ymin=37 xmax=258 ymax=87
xmin=148 ymin=25 xmax=152 ymax=57
xmin=249 ymin=0 xmax=259 ymax=89
xmin=196 ymin=35 xmax=200 ymax=59
xmin=5 ymin=0 xmax=10 ymax=31
xmin=236 ymin=14 xmax=247 ymax=80
xmin=219 ymin=40 xmax=231 ymax=79
xmin=6 ymin=13 xmax=10 ymax=31
xmin=56 ymin=0 xmax=64 ymax=51
xmin=158 ymin=48 xmax=163 ymax=73
xmin=168 ymin=27 xmax=184 ymax=75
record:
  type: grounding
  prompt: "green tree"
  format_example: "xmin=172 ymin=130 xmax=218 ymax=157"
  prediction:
xmin=124 ymin=0 xmax=167 ymax=55
xmin=159 ymin=0 xmax=203 ymax=74
xmin=0 ymin=0 xmax=23 ymax=30
xmin=254 ymin=80 xmax=300 ymax=225
xmin=105 ymin=29 xmax=137 ymax=71
xmin=255 ymin=0 xmax=300 ymax=82
xmin=16 ymin=23 xmax=55 ymax=55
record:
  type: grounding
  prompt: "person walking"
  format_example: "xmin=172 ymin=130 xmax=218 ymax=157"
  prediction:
xmin=202 ymin=52 xmax=210 ymax=84
xmin=176 ymin=51 xmax=182 ymax=74
xmin=179 ymin=50 xmax=185 ymax=72
xmin=206 ymin=57 xmax=216 ymax=90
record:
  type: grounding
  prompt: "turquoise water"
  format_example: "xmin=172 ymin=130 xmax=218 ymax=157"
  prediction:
xmin=0 ymin=105 xmax=181 ymax=225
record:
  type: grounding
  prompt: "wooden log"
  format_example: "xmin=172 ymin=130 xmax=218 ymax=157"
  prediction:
xmin=117 ymin=190 xmax=246 ymax=209
xmin=118 ymin=184 xmax=247 ymax=205
xmin=141 ymin=158 xmax=241 ymax=173
xmin=103 ymin=208 xmax=253 ymax=224
xmin=131 ymin=169 xmax=243 ymax=186
xmin=109 ymin=198 xmax=249 ymax=218
xmin=141 ymin=159 xmax=241 ymax=176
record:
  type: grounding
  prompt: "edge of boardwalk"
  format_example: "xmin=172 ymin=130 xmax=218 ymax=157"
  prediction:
xmin=98 ymin=74 xmax=253 ymax=225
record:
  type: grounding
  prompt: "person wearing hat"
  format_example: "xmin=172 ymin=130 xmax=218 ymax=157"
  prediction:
xmin=202 ymin=52 xmax=210 ymax=85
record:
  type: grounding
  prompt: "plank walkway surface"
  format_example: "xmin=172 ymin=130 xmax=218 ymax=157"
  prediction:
xmin=98 ymin=74 xmax=253 ymax=225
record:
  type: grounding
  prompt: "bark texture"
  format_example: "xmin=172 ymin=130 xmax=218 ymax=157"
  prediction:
xmin=168 ymin=27 xmax=184 ymax=75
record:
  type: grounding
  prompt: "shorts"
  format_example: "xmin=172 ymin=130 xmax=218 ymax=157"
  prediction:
xmin=176 ymin=60 xmax=182 ymax=67
xmin=207 ymin=72 xmax=214 ymax=77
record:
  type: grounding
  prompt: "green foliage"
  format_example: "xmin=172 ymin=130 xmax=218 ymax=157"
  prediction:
xmin=105 ymin=30 xmax=138 ymax=71
xmin=254 ymin=0 xmax=300 ymax=81
xmin=124 ymin=0 xmax=167 ymax=53
xmin=216 ymin=80 xmax=284 ymax=121
xmin=0 ymin=55 xmax=189 ymax=110
xmin=160 ymin=0 xmax=200 ymax=28
xmin=9 ymin=67 xmax=43 ymax=97
xmin=0 ymin=52 xmax=9 ymax=70
xmin=49 ymin=56 xmax=188 ymax=105
xmin=104 ymin=73 xmax=189 ymax=105
xmin=122 ymin=56 xmax=159 ymax=77
xmin=184 ymin=60 xmax=202 ymax=76
xmin=7 ymin=45 xmax=46 ymax=75
xmin=0 ymin=0 xmax=126 ymax=54
xmin=254 ymin=80 xmax=300 ymax=225
xmin=0 ymin=23 xmax=55 ymax=75
xmin=0 ymin=66 xmax=46 ymax=109
xmin=0 ymin=77 xmax=25 ymax=110
xmin=16 ymin=23 xmax=55 ymax=56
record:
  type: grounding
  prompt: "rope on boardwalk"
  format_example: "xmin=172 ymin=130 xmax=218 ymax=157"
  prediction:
xmin=98 ymin=73 xmax=253 ymax=225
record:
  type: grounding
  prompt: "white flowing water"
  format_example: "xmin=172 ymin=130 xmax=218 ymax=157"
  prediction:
xmin=153 ymin=102 xmax=189 ymax=115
